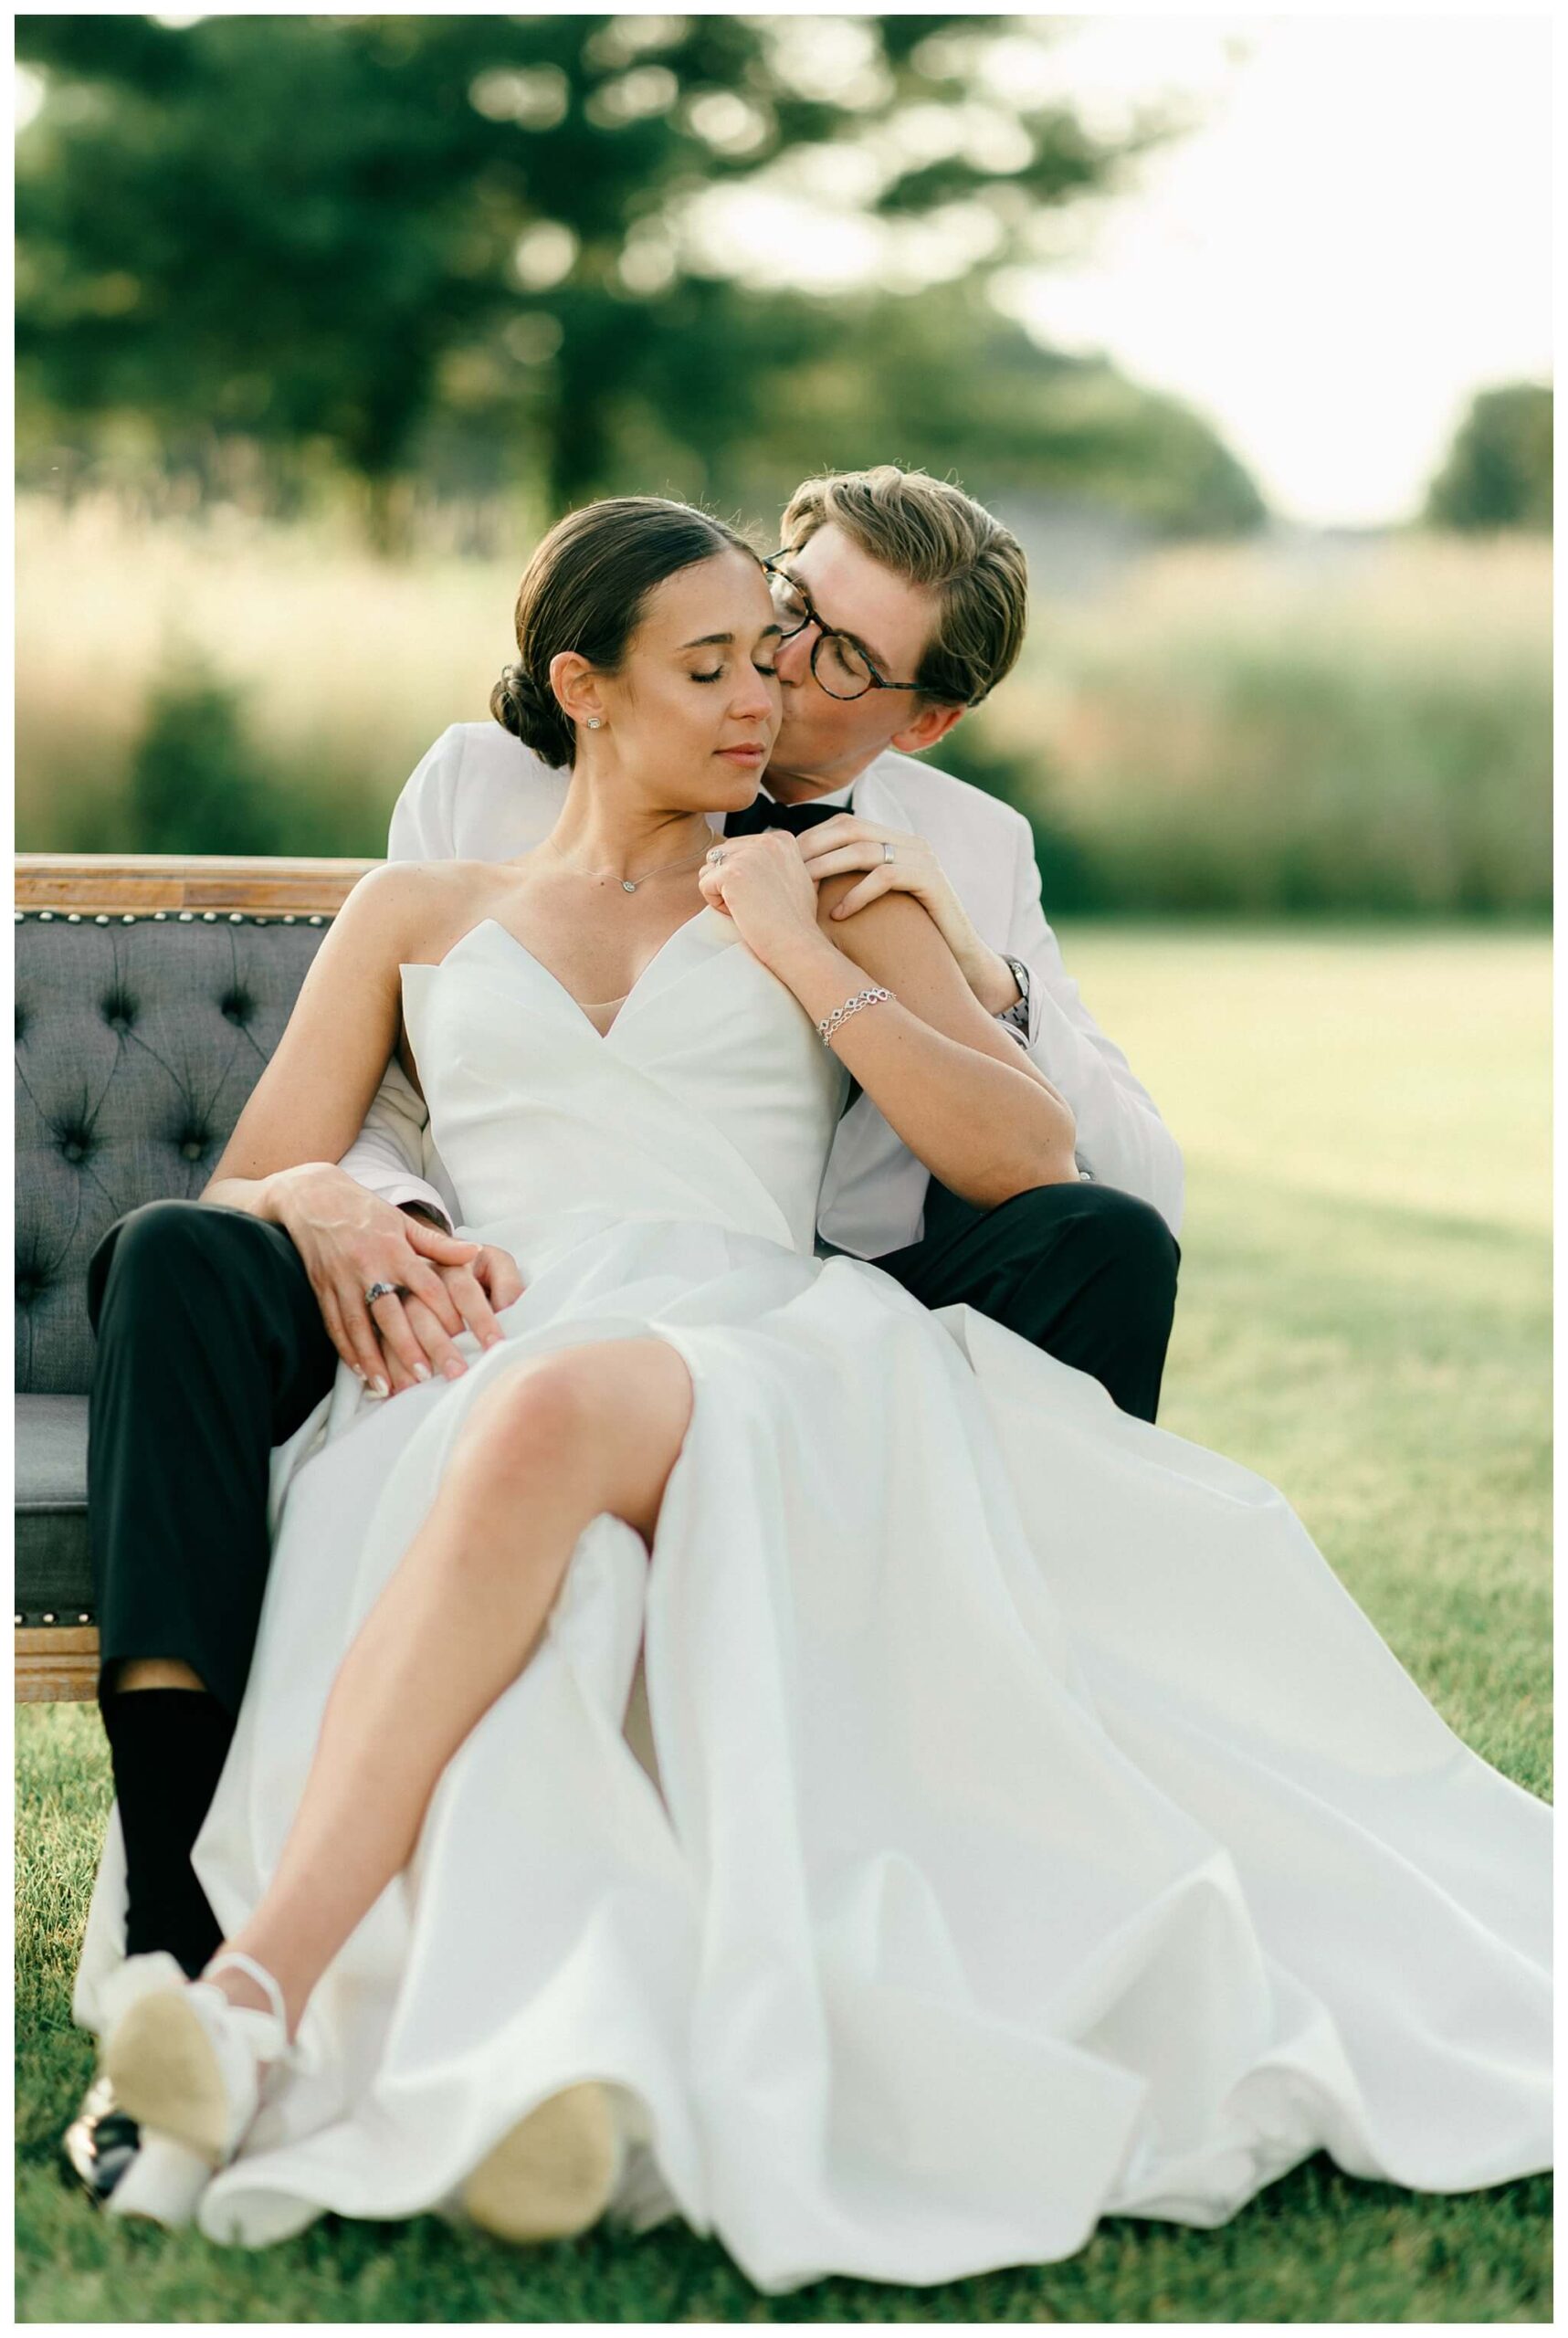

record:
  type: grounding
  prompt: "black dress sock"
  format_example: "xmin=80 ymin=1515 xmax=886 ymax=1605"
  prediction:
xmin=100 ymin=1687 xmax=235 ymax=1979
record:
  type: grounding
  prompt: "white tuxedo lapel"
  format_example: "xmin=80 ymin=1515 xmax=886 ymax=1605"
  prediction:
xmin=849 ymin=764 xmax=919 ymax=837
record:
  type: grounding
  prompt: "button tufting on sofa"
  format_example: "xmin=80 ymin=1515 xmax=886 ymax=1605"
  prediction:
xmin=16 ymin=900 xmax=344 ymax=1402
xmin=16 ymin=870 xmax=374 ymax=1691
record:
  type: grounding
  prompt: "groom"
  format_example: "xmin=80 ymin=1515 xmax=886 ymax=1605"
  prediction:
xmin=68 ymin=464 xmax=1182 ymax=2207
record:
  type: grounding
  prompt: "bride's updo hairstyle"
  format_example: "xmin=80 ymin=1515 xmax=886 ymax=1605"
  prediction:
xmin=491 ymin=497 xmax=755 ymax=769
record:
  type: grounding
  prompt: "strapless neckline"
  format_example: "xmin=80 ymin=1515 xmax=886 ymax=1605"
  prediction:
xmin=401 ymin=909 xmax=726 ymax=1044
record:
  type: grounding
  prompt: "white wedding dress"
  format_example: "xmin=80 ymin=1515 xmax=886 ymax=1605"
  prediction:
xmin=75 ymin=908 xmax=1550 ymax=2289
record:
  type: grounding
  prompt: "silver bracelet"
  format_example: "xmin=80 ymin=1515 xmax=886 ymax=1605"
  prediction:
xmin=817 ymin=985 xmax=892 ymax=1048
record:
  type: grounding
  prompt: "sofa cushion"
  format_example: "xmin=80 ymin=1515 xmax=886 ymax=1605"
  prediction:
xmin=16 ymin=910 xmax=327 ymax=1395
xmin=16 ymin=1391 xmax=92 ymax=1624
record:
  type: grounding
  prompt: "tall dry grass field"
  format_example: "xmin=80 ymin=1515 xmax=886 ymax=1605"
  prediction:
xmin=16 ymin=496 xmax=517 ymax=852
xmin=16 ymin=497 xmax=1552 ymax=916
xmin=990 ymin=532 xmax=1552 ymax=913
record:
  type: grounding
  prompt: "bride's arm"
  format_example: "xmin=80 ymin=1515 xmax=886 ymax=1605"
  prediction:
xmin=704 ymin=836 xmax=1078 ymax=1209
xmin=203 ymin=864 xmax=436 ymax=1216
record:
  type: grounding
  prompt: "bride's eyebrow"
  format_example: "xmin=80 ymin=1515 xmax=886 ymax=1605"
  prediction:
xmin=679 ymin=622 xmax=784 ymax=650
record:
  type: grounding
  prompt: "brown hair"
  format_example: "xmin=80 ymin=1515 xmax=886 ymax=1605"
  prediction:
xmin=779 ymin=464 xmax=1027 ymax=708
xmin=492 ymin=497 xmax=755 ymax=767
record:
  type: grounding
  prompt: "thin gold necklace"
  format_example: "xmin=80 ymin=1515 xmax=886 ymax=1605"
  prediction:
xmin=545 ymin=831 xmax=712 ymax=895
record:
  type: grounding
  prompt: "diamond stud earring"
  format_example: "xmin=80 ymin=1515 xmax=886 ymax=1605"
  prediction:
xmin=585 ymin=718 xmax=603 ymax=731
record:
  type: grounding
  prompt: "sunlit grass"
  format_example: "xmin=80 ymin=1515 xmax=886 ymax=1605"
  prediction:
xmin=15 ymin=927 xmax=1550 ymax=2321
xmin=1065 ymin=925 xmax=1551 ymax=1234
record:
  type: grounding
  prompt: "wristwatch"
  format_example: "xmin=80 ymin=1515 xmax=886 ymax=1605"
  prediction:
xmin=998 ymin=955 xmax=1032 ymax=1041
xmin=994 ymin=960 xmax=1092 ymax=1183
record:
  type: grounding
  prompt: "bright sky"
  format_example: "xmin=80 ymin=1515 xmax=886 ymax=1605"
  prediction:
xmin=988 ymin=15 xmax=1554 ymax=528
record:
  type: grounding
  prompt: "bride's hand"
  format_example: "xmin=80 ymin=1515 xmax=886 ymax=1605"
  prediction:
xmin=378 ymin=1240 xmax=526 ymax=1395
xmin=267 ymin=1164 xmax=521 ymax=1395
xmin=698 ymin=831 xmax=826 ymax=974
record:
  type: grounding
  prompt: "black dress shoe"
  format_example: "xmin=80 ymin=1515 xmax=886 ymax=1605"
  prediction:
xmin=61 ymin=2071 xmax=142 ymax=2206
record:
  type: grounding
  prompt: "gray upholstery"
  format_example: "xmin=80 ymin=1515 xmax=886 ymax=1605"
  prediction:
xmin=15 ymin=1393 xmax=90 ymax=1623
xmin=16 ymin=906 xmax=330 ymax=1627
xmin=16 ymin=910 xmax=328 ymax=1395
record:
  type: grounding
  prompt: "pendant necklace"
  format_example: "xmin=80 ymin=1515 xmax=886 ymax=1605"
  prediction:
xmin=545 ymin=834 xmax=712 ymax=894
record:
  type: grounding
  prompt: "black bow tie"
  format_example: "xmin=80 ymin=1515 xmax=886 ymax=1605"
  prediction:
xmin=723 ymin=795 xmax=847 ymax=838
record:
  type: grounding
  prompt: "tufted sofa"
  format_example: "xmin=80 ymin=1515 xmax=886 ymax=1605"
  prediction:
xmin=15 ymin=856 xmax=374 ymax=1700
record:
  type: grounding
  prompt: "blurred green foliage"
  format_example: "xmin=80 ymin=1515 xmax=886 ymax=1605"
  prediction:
xmin=124 ymin=658 xmax=282 ymax=856
xmin=1425 ymin=384 xmax=1552 ymax=534
xmin=15 ymin=13 xmax=1261 ymax=540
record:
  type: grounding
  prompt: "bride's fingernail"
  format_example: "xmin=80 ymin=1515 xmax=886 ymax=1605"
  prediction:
xmin=444 ymin=1358 xmax=467 ymax=1379
xmin=414 ymin=1363 xmax=432 ymax=1382
xmin=371 ymin=1376 xmax=389 ymax=1398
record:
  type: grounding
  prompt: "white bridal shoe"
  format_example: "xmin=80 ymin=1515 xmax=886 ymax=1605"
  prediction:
xmin=461 ymin=2083 xmax=626 ymax=2244
xmin=105 ymin=2132 xmax=213 ymax=2229
xmin=100 ymin=1948 xmax=289 ymax=2168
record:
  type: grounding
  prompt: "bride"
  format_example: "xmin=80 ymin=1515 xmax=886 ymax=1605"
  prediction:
xmin=85 ymin=497 xmax=1550 ymax=2291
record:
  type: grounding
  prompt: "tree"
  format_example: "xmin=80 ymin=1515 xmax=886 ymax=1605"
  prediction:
xmin=704 ymin=283 xmax=1265 ymax=535
xmin=1425 ymin=383 xmax=1552 ymax=533
xmin=16 ymin=15 xmax=1195 ymax=531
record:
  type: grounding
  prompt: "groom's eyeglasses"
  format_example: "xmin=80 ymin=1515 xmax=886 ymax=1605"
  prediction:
xmin=763 ymin=554 xmax=931 ymax=705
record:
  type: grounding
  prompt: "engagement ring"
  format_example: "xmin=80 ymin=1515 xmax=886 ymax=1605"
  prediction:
xmin=363 ymin=1281 xmax=402 ymax=1307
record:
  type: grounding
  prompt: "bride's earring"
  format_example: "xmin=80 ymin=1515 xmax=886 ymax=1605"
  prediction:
xmin=585 ymin=718 xmax=604 ymax=731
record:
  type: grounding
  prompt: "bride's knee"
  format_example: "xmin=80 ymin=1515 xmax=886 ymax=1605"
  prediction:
xmin=448 ymin=1354 xmax=602 ymax=1497
xmin=444 ymin=1340 xmax=692 ymax=1539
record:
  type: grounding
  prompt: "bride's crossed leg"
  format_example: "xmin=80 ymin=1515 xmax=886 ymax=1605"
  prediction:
xmin=104 ymin=1336 xmax=694 ymax=2218
xmin=223 ymin=1335 xmax=692 ymax=2033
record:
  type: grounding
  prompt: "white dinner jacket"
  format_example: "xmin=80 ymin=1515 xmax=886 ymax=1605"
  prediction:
xmin=338 ymin=721 xmax=1184 ymax=1252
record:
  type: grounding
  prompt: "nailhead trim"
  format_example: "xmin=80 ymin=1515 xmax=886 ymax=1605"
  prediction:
xmin=14 ymin=1610 xmax=97 ymax=1627
xmin=14 ymin=908 xmax=341 ymax=927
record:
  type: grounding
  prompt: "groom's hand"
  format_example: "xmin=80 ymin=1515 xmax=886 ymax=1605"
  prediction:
xmin=268 ymin=1164 xmax=521 ymax=1395
xmin=795 ymin=816 xmax=1021 ymax=1016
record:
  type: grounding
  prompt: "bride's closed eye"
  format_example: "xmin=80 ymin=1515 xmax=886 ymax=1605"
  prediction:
xmin=692 ymin=664 xmax=779 ymax=684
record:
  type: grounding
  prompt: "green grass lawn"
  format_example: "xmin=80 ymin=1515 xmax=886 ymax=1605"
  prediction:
xmin=16 ymin=924 xmax=1552 ymax=2322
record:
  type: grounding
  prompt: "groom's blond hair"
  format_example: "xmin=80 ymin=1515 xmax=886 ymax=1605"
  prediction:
xmin=780 ymin=465 xmax=1027 ymax=711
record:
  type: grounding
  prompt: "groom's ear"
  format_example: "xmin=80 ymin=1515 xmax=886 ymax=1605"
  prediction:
xmin=889 ymin=701 xmax=965 ymax=757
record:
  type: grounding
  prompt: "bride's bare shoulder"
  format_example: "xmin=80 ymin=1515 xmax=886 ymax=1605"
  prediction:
xmin=335 ymin=858 xmax=515 ymax=967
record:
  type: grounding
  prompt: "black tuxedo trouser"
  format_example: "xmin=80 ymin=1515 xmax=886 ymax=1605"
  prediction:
xmin=86 ymin=1180 xmax=1178 ymax=1722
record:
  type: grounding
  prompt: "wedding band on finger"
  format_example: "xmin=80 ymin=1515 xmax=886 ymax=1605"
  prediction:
xmin=363 ymin=1280 xmax=404 ymax=1308
xmin=882 ymin=843 xmax=896 ymax=865
xmin=707 ymin=847 xmax=727 ymax=865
